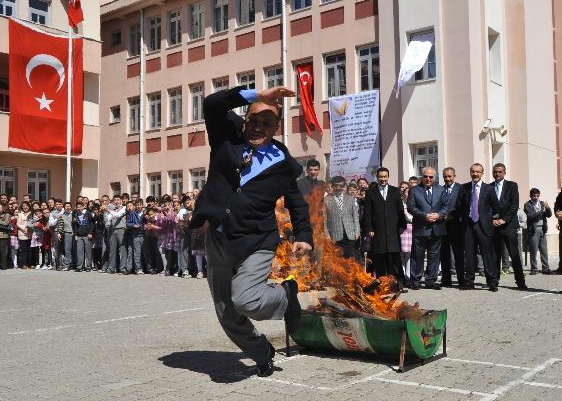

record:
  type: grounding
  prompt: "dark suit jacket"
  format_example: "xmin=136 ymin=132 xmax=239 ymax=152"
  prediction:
xmin=297 ymin=177 xmax=325 ymax=197
xmin=407 ymin=184 xmax=449 ymax=237
xmin=363 ymin=185 xmax=406 ymax=254
xmin=456 ymin=181 xmax=500 ymax=237
xmin=190 ymin=86 xmax=313 ymax=260
xmin=493 ymin=180 xmax=520 ymax=233
xmin=443 ymin=183 xmax=462 ymax=236
xmin=524 ymin=200 xmax=552 ymax=234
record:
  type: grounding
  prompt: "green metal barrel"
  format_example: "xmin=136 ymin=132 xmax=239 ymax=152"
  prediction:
xmin=290 ymin=310 xmax=447 ymax=360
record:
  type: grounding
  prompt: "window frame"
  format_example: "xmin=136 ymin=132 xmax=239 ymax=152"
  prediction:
xmin=111 ymin=30 xmax=122 ymax=46
xmin=190 ymin=168 xmax=207 ymax=190
xmin=129 ymin=24 xmax=141 ymax=57
xmin=213 ymin=76 xmax=229 ymax=92
xmin=264 ymin=0 xmax=281 ymax=19
xmin=168 ymin=9 xmax=182 ymax=46
xmin=237 ymin=71 xmax=255 ymax=114
xmin=265 ymin=66 xmax=283 ymax=89
xmin=147 ymin=16 xmax=162 ymax=52
xmin=409 ymin=29 xmax=436 ymax=82
xmin=190 ymin=83 xmax=205 ymax=122
xmin=357 ymin=44 xmax=380 ymax=92
xmin=237 ymin=0 xmax=255 ymax=27
xmin=0 ymin=166 xmax=16 ymax=197
xmin=29 ymin=0 xmax=48 ymax=25
xmin=213 ymin=0 xmax=229 ymax=33
xmin=147 ymin=173 xmax=162 ymax=198
xmin=168 ymin=88 xmax=183 ymax=127
xmin=128 ymin=175 xmax=140 ymax=195
xmin=292 ymin=0 xmax=311 ymax=11
xmin=168 ymin=171 xmax=184 ymax=194
xmin=27 ymin=169 xmax=49 ymax=202
xmin=148 ymin=92 xmax=162 ymax=129
xmin=110 ymin=182 xmax=122 ymax=197
xmin=325 ymin=52 xmax=346 ymax=98
xmin=412 ymin=142 xmax=439 ymax=179
xmin=128 ymin=97 xmax=140 ymax=134
xmin=0 ymin=0 xmax=16 ymax=17
xmin=189 ymin=2 xmax=205 ymax=40
xmin=110 ymin=105 xmax=121 ymax=124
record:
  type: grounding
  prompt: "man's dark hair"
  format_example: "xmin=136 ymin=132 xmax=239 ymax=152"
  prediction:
xmin=530 ymin=188 xmax=541 ymax=196
xmin=306 ymin=159 xmax=320 ymax=169
xmin=161 ymin=194 xmax=172 ymax=203
xmin=493 ymin=163 xmax=506 ymax=171
xmin=245 ymin=102 xmax=283 ymax=121
xmin=134 ymin=198 xmax=144 ymax=205
xmin=121 ymin=193 xmax=130 ymax=200
xmin=331 ymin=176 xmax=346 ymax=185
xmin=443 ymin=167 xmax=456 ymax=175
xmin=113 ymin=194 xmax=122 ymax=200
xmin=376 ymin=167 xmax=390 ymax=176
xmin=146 ymin=196 xmax=156 ymax=203
xmin=55 ymin=198 xmax=63 ymax=204
xmin=63 ymin=202 xmax=72 ymax=208
xmin=409 ymin=176 xmax=419 ymax=181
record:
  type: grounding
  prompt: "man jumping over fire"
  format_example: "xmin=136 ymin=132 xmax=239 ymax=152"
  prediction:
xmin=189 ymin=86 xmax=313 ymax=377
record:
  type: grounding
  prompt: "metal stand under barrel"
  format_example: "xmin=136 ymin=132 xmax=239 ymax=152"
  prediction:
xmin=282 ymin=322 xmax=301 ymax=356
xmin=397 ymin=323 xmax=447 ymax=373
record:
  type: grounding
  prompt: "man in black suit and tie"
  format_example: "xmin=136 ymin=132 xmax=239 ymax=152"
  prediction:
xmin=407 ymin=166 xmax=449 ymax=290
xmin=456 ymin=163 xmax=500 ymax=291
xmin=190 ymin=86 xmax=313 ymax=377
xmin=440 ymin=167 xmax=464 ymax=287
xmin=363 ymin=167 xmax=406 ymax=283
xmin=491 ymin=163 xmax=528 ymax=290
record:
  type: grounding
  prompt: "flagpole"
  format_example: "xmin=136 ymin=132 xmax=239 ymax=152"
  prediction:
xmin=66 ymin=26 xmax=73 ymax=202
xmin=281 ymin=0 xmax=288 ymax=145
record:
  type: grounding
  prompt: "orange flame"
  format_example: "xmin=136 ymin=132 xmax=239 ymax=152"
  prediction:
xmin=271 ymin=187 xmax=422 ymax=321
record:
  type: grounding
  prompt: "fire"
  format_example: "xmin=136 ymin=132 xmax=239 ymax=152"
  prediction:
xmin=271 ymin=187 xmax=423 ymax=321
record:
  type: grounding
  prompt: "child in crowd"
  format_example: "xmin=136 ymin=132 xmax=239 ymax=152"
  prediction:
xmin=9 ymin=205 xmax=19 ymax=269
xmin=125 ymin=200 xmax=145 ymax=275
xmin=40 ymin=208 xmax=53 ymax=269
xmin=143 ymin=207 xmax=161 ymax=274
xmin=29 ymin=208 xmax=44 ymax=269
xmin=91 ymin=204 xmax=105 ymax=271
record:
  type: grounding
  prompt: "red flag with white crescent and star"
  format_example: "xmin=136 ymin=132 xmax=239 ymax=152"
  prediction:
xmin=68 ymin=0 xmax=84 ymax=28
xmin=8 ymin=19 xmax=83 ymax=155
xmin=296 ymin=63 xmax=322 ymax=137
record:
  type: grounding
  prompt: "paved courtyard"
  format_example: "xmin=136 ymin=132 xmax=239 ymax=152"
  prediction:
xmin=1 ymin=261 xmax=561 ymax=401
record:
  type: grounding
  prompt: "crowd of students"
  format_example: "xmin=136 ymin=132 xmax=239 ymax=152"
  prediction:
xmin=0 ymin=192 xmax=206 ymax=278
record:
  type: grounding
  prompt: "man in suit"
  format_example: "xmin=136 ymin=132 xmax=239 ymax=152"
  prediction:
xmin=407 ymin=166 xmax=449 ymax=290
xmin=524 ymin=188 xmax=552 ymax=275
xmin=440 ymin=167 xmax=464 ymax=287
xmin=190 ymin=86 xmax=313 ymax=377
xmin=456 ymin=163 xmax=500 ymax=291
xmin=554 ymin=188 xmax=562 ymax=275
xmin=491 ymin=163 xmax=528 ymax=289
xmin=297 ymin=159 xmax=325 ymax=197
xmin=363 ymin=167 xmax=406 ymax=284
xmin=324 ymin=176 xmax=361 ymax=259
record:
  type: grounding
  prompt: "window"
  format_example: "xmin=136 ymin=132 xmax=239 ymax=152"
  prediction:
xmin=148 ymin=173 xmax=162 ymax=198
xmin=293 ymin=0 xmax=311 ymax=11
xmin=265 ymin=66 xmax=283 ymax=89
xmin=191 ymin=169 xmax=207 ymax=190
xmin=148 ymin=92 xmax=161 ymax=129
xmin=168 ymin=10 xmax=182 ymax=46
xmin=213 ymin=76 xmax=229 ymax=92
xmin=112 ymin=30 xmax=122 ymax=46
xmin=129 ymin=24 xmax=141 ymax=57
xmin=413 ymin=143 xmax=438 ymax=178
xmin=324 ymin=153 xmax=331 ymax=181
xmin=358 ymin=44 xmax=380 ymax=91
xmin=110 ymin=182 xmax=121 ymax=197
xmin=0 ymin=78 xmax=8 ymax=112
xmin=488 ymin=28 xmax=502 ymax=84
xmin=169 ymin=88 xmax=183 ymax=126
xmin=128 ymin=97 xmax=140 ymax=133
xmin=264 ymin=0 xmax=281 ymax=19
xmin=148 ymin=16 xmax=162 ymax=52
xmin=29 ymin=0 xmax=48 ymax=25
xmin=325 ymin=53 xmax=346 ymax=98
xmin=237 ymin=0 xmax=255 ymax=26
xmin=0 ymin=167 xmax=16 ymax=197
xmin=0 ymin=0 xmax=16 ymax=17
xmin=128 ymin=175 xmax=140 ymax=194
xmin=169 ymin=171 xmax=183 ymax=194
xmin=410 ymin=30 xmax=436 ymax=81
xmin=213 ymin=0 xmax=229 ymax=33
xmin=190 ymin=2 xmax=205 ymax=40
xmin=110 ymin=106 xmax=121 ymax=124
xmin=190 ymin=83 xmax=204 ymax=122
xmin=237 ymin=72 xmax=255 ymax=114
xmin=27 ymin=170 xmax=48 ymax=202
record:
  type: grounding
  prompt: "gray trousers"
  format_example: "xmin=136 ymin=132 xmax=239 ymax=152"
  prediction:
xmin=178 ymin=234 xmax=191 ymax=274
xmin=125 ymin=235 xmax=143 ymax=273
xmin=528 ymin=229 xmax=549 ymax=270
xmin=61 ymin=233 xmax=73 ymax=269
xmin=76 ymin=236 xmax=92 ymax=270
xmin=109 ymin=228 xmax=127 ymax=273
xmin=101 ymin=228 xmax=110 ymax=270
xmin=205 ymin=229 xmax=287 ymax=365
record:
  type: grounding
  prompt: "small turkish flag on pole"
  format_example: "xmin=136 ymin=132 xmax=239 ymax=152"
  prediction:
xmin=68 ymin=0 xmax=84 ymax=28
xmin=296 ymin=63 xmax=322 ymax=137
xmin=8 ymin=19 xmax=83 ymax=155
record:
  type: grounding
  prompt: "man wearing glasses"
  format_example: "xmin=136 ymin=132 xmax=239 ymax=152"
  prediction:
xmin=407 ymin=166 xmax=449 ymax=290
xmin=456 ymin=163 xmax=500 ymax=291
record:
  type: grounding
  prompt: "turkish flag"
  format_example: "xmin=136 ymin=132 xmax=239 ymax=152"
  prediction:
xmin=8 ymin=19 xmax=83 ymax=155
xmin=68 ymin=0 xmax=84 ymax=28
xmin=296 ymin=63 xmax=322 ymax=137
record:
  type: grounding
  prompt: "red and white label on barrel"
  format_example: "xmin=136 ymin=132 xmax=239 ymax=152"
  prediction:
xmin=321 ymin=316 xmax=375 ymax=353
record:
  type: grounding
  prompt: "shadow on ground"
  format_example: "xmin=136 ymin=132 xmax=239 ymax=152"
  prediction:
xmin=159 ymin=350 xmax=281 ymax=383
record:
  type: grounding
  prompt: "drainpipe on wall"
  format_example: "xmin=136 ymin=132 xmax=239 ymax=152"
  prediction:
xmin=282 ymin=0 xmax=289 ymax=146
xmin=139 ymin=8 xmax=146 ymax=199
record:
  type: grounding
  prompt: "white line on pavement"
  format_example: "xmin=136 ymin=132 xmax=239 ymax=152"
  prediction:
xmin=9 ymin=324 xmax=78 ymax=335
xmin=443 ymin=357 xmax=532 ymax=371
xmin=252 ymin=376 xmax=333 ymax=391
xmin=521 ymin=289 xmax=560 ymax=299
xmin=93 ymin=315 xmax=149 ymax=324
xmin=373 ymin=377 xmax=496 ymax=399
xmin=161 ymin=307 xmax=205 ymax=315
xmin=523 ymin=381 xmax=562 ymax=390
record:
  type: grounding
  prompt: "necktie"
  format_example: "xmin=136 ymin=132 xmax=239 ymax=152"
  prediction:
xmin=446 ymin=185 xmax=451 ymax=195
xmin=381 ymin=186 xmax=387 ymax=200
xmin=471 ymin=183 xmax=480 ymax=222
xmin=238 ymin=148 xmax=254 ymax=173
xmin=336 ymin=194 xmax=344 ymax=213
xmin=495 ymin=182 xmax=501 ymax=200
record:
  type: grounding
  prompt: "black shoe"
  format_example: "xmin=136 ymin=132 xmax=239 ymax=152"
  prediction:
xmin=553 ymin=269 xmax=562 ymax=275
xmin=441 ymin=281 xmax=453 ymax=288
xmin=75 ymin=269 xmax=82 ymax=272
xmin=281 ymin=279 xmax=301 ymax=335
xmin=459 ymin=283 xmax=475 ymax=290
xmin=150 ymin=270 xmax=157 ymax=275
xmin=517 ymin=283 xmax=529 ymax=291
xmin=410 ymin=283 xmax=421 ymax=290
xmin=530 ymin=270 xmax=537 ymax=275
xmin=426 ymin=283 xmax=442 ymax=290
xmin=256 ymin=342 xmax=275 ymax=377
xmin=488 ymin=286 xmax=498 ymax=292
xmin=542 ymin=269 xmax=553 ymax=275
